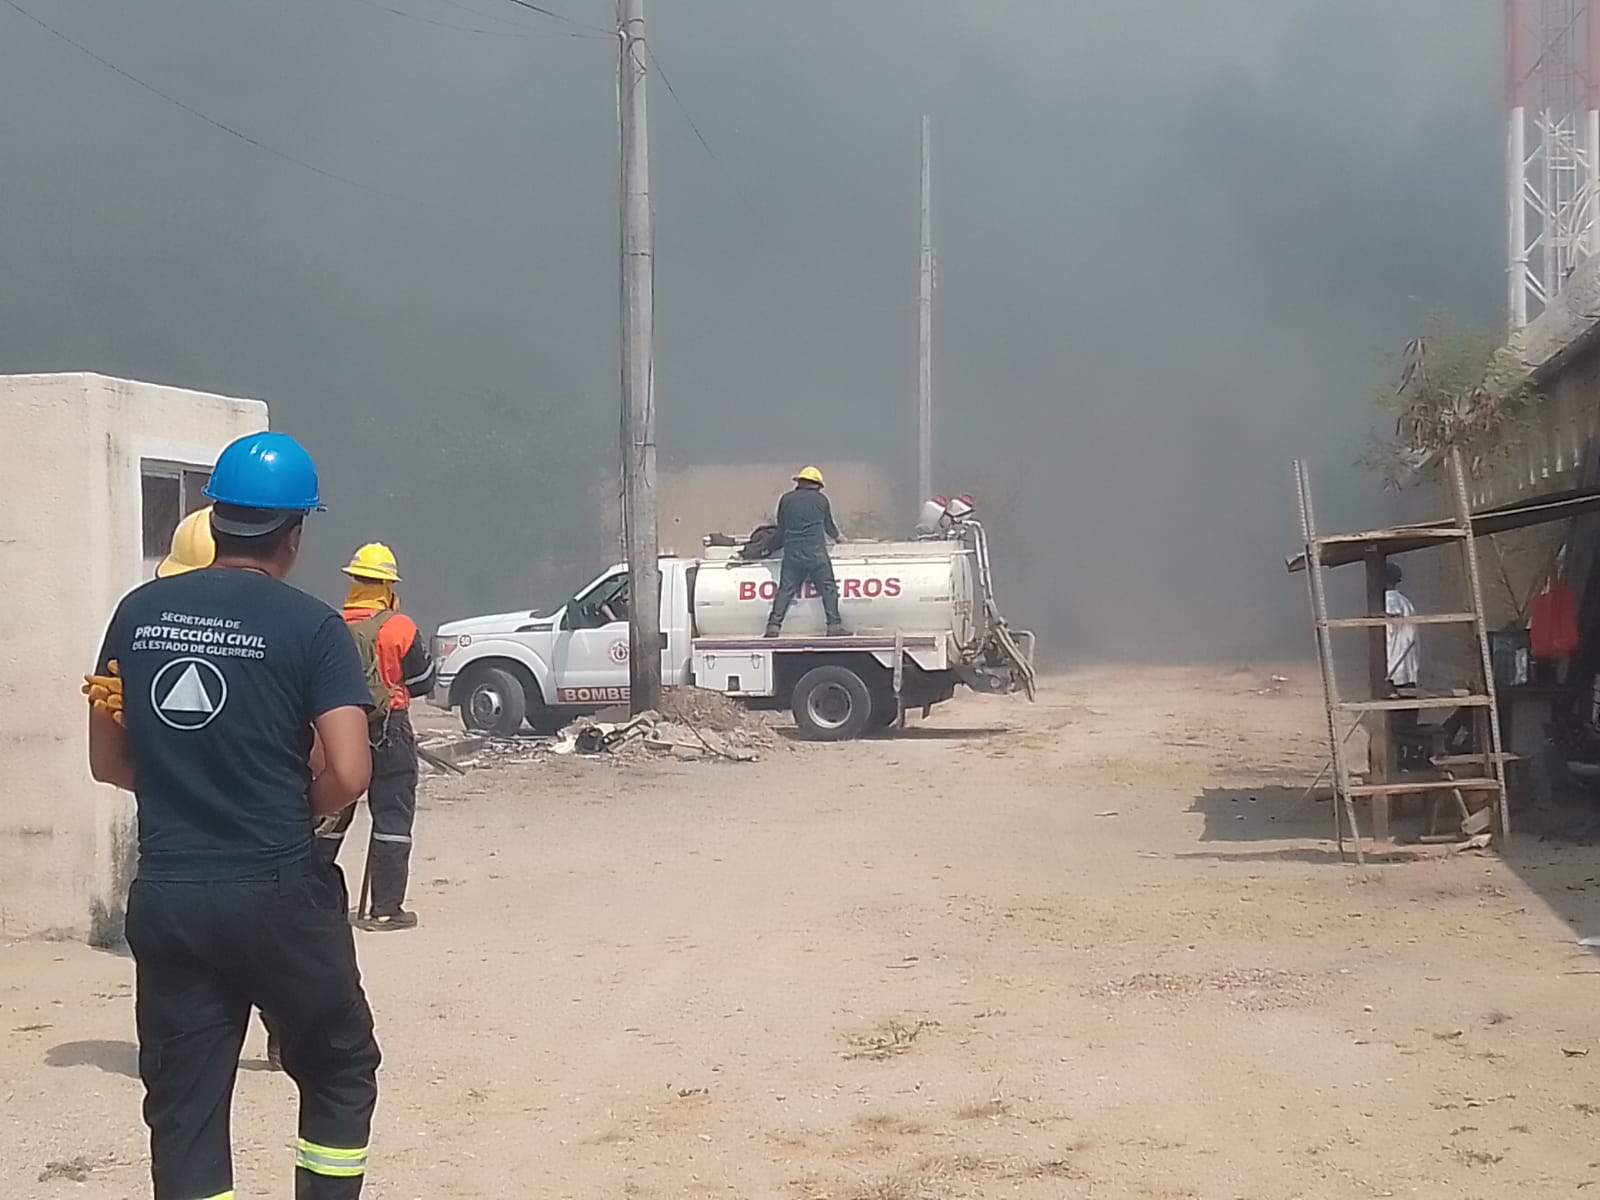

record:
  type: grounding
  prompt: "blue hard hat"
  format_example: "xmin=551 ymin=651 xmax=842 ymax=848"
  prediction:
xmin=203 ymin=431 xmax=324 ymax=512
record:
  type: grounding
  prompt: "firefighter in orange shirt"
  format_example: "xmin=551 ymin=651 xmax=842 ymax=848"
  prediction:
xmin=317 ymin=543 xmax=435 ymax=930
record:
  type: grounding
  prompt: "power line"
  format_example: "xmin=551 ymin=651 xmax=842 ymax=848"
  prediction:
xmin=342 ymin=0 xmax=550 ymax=37
xmin=349 ymin=0 xmax=612 ymax=38
xmin=1 ymin=0 xmax=377 ymax=194
xmin=641 ymin=39 xmax=715 ymax=158
xmin=500 ymin=0 xmax=609 ymax=32
xmin=428 ymin=0 xmax=544 ymax=25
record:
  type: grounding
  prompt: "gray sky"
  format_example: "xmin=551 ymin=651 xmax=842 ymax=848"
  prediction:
xmin=0 ymin=0 xmax=1502 ymax=659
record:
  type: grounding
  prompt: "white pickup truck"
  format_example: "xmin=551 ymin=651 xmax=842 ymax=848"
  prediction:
xmin=431 ymin=515 xmax=1035 ymax=740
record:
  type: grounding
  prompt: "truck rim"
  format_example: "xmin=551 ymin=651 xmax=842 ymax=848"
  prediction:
xmin=469 ymin=684 xmax=505 ymax=726
xmin=805 ymin=682 xmax=854 ymax=731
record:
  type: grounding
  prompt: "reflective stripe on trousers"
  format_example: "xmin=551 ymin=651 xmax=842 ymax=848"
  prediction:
xmin=297 ymin=1137 xmax=369 ymax=1178
xmin=126 ymin=868 xmax=378 ymax=1200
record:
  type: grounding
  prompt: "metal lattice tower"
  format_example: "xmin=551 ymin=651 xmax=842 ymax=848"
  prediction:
xmin=1507 ymin=0 xmax=1600 ymax=328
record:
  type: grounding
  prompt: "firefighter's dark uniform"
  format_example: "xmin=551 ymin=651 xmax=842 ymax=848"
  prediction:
xmin=766 ymin=485 xmax=845 ymax=634
xmin=316 ymin=608 xmax=435 ymax=922
xmin=96 ymin=568 xmax=381 ymax=1200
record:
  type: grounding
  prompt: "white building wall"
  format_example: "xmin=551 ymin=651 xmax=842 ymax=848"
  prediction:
xmin=0 ymin=373 xmax=267 ymax=941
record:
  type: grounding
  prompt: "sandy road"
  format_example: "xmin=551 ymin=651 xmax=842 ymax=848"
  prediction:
xmin=6 ymin=666 xmax=1600 ymax=1199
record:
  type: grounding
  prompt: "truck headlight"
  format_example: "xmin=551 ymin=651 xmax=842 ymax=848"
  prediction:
xmin=433 ymin=634 xmax=471 ymax=661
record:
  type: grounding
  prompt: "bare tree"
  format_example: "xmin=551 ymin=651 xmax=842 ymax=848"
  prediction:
xmin=1363 ymin=315 xmax=1543 ymax=489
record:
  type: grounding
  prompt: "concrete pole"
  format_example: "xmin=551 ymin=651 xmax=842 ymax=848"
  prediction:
xmin=918 ymin=115 xmax=933 ymax=502
xmin=1508 ymin=0 xmax=1529 ymax=327
xmin=619 ymin=0 xmax=662 ymax=713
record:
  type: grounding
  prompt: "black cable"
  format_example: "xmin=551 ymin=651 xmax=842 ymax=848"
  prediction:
xmin=640 ymin=38 xmax=715 ymax=158
xmin=1 ymin=0 xmax=377 ymax=193
xmin=500 ymin=0 xmax=608 ymax=33
xmin=342 ymin=0 xmax=545 ymax=37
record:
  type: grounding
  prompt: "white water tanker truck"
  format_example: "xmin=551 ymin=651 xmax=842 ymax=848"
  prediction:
xmin=430 ymin=501 xmax=1035 ymax=740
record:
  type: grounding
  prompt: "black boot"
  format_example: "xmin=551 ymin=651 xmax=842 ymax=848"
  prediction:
xmin=363 ymin=908 xmax=418 ymax=931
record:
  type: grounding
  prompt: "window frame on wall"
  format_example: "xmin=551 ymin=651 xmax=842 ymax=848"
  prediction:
xmin=140 ymin=460 xmax=212 ymax=580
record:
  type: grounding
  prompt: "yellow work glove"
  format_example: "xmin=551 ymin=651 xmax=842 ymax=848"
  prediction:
xmin=82 ymin=660 xmax=125 ymax=727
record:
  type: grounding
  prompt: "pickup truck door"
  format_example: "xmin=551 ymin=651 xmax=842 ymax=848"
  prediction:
xmin=660 ymin=563 xmax=692 ymax=686
xmin=551 ymin=566 xmax=694 ymax=700
xmin=550 ymin=571 xmax=632 ymax=704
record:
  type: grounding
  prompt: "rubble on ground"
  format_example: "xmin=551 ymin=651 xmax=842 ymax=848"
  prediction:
xmin=1225 ymin=665 xmax=1294 ymax=696
xmin=416 ymin=687 xmax=772 ymax=771
xmin=417 ymin=731 xmax=547 ymax=770
xmin=658 ymin=686 xmax=778 ymax=745
xmin=555 ymin=708 xmax=761 ymax=763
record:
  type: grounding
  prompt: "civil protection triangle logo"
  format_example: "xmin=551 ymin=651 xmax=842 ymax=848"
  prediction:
xmin=150 ymin=657 xmax=228 ymax=730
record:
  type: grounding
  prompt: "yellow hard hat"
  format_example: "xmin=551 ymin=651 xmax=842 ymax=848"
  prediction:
xmin=157 ymin=507 xmax=216 ymax=578
xmin=343 ymin=542 xmax=402 ymax=582
xmin=793 ymin=465 xmax=825 ymax=486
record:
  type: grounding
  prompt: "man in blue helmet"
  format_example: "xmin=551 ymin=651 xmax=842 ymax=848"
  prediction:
xmin=86 ymin=431 xmax=383 ymax=1200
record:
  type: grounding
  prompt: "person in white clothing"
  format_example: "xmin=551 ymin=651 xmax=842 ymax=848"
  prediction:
xmin=1384 ymin=561 xmax=1420 ymax=688
xmin=1383 ymin=560 xmax=1426 ymax=772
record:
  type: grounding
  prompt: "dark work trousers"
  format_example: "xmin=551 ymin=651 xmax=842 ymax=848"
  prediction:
xmin=766 ymin=547 xmax=843 ymax=632
xmin=124 ymin=859 xmax=380 ymax=1200
xmin=317 ymin=710 xmax=418 ymax=917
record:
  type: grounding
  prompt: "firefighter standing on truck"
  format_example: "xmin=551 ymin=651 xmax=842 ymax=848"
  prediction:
xmin=317 ymin=542 xmax=435 ymax=931
xmin=85 ymin=431 xmax=382 ymax=1200
xmin=765 ymin=465 xmax=849 ymax=638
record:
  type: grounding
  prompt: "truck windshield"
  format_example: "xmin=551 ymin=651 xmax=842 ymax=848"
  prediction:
xmin=532 ymin=566 xmax=614 ymax=617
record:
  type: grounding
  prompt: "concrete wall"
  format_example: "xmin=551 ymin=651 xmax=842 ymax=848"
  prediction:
xmin=0 ymin=374 xmax=267 ymax=942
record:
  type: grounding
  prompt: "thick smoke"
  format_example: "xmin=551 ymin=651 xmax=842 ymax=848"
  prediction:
xmin=0 ymin=0 xmax=1502 ymax=660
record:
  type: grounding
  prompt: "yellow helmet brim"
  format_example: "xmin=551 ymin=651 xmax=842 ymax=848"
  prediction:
xmin=343 ymin=565 xmax=401 ymax=583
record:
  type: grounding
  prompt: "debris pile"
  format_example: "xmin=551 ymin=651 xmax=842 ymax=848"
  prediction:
xmin=555 ymin=707 xmax=762 ymax=763
xmin=416 ymin=731 xmax=549 ymax=770
xmin=416 ymin=687 xmax=772 ymax=770
xmin=659 ymin=687 xmax=779 ymax=746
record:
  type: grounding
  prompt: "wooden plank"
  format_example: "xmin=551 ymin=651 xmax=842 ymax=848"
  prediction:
xmin=1288 ymin=527 xmax=1468 ymax=573
xmin=1322 ymin=613 xmax=1479 ymax=629
xmin=1313 ymin=528 xmax=1468 ymax=546
xmin=1337 ymin=695 xmax=1491 ymax=712
xmin=1430 ymin=753 xmax=1523 ymax=768
xmin=1346 ymin=779 xmax=1503 ymax=797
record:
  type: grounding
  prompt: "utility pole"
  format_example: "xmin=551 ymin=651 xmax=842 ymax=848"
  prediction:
xmin=619 ymin=0 xmax=662 ymax=713
xmin=918 ymin=114 xmax=934 ymax=502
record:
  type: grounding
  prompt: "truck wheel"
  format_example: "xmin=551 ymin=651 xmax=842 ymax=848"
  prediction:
xmin=526 ymin=710 xmax=568 ymax=735
xmin=459 ymin=666 xmax=527 ymax=737
xmin=869 ymin=690 xmax=900 ymax=730
xmin=791 ymin=666 xmax=874 ymax=741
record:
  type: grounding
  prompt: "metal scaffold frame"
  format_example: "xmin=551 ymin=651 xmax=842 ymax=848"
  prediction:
xmin=1507 ymin=0 xmax=1600 ymax=328
xmin=1293 ymin=450 xmax=1511 ymax=862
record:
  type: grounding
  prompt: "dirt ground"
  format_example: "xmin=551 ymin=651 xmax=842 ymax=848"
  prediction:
xmin=7 ymin=666 xmax=1600 ymax=1199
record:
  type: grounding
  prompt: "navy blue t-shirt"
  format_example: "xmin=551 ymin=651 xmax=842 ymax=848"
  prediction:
xmin=95 ymin=569 xmax=371 ymax=881
xmin=775 ymin=488 xmax=840 ymax=554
